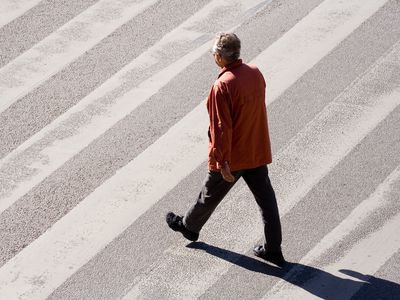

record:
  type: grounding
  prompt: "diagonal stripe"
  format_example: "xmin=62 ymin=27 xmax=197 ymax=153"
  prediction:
xmin=252 ymin=0 xmax=388 ymax=103
xmin=0 ymin=0 xmax=268 ymax=216
xmin=263 ymin=165 xmax=400 ymax=299
xmin=0 ymin=0 xmax=158 ymax=115
xmin=0 ymin=0 xmax=272 ymax=298
xmin=0 ymin=0 xmax=392 ymax=298
xmin=264 ymin=212 xmax=400 ymax=299
xmin=0 ymin=0 xmax=386 ymax=216
xmin=0 ymin=0 xmax=391 ymax=298
xmin=0 ymin=0 xmax=43 ymax=28
xmin=125 ymin=43 xmax=400 ymax=298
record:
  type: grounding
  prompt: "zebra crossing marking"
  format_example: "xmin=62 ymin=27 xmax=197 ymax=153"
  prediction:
xmin=263 ymin=165 xmax=400 ymax=299
xmin=0 ymin=0 xmax=43 ymax=28
xmin=264 ymin=212 xmax=400 ymax=299
xmin=123 ymin=39 xmax=400 ymax=297
xmin=0 ymin=0 xmax=394 ymax=299
xmin=252 ymin=0 xmax=388 ymax=102
xmin=0 ymin=0 xmax=268 ymax=216
xmin=0 ymin=0 xmax=159 ymax=115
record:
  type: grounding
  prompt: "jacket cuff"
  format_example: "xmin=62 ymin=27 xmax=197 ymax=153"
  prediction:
xmin=216 ymin=160 xmax=229 ymax=170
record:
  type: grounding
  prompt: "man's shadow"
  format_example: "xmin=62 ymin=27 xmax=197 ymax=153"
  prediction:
xmin=187 ymin=242 xmax=400 ymax=299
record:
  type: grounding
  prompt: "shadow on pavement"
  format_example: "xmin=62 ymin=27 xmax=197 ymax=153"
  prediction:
xmin=186 ymin=241 xmax=400 ymax=299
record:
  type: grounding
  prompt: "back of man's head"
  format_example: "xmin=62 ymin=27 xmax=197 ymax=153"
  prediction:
xmin=212 ymin=32 xmax=241 ymax=63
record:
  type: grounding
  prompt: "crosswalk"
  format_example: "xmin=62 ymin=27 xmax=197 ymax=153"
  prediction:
xmin=0 ymin=0 xmax=399 ymax=299
xmin=0 ymin=0 xmax=43 ymax=28
xmin=0 ymin=0 xmax=159 ymax=114
xmin=264 ymin=166 xmax=400 ymax=299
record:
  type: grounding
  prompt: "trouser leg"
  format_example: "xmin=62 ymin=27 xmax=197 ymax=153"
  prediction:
xmin=242 ymin=165 xmax=282 ymax=252
xmin=183 ymin=170 xmax=240 ymax=233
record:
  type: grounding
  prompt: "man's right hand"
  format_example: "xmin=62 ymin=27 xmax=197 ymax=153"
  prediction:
xmin=220 ymin=161 xmax=235 ymax=183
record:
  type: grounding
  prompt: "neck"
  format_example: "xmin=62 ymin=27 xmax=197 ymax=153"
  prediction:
xmin=222 ymin=59 xmax=239 ymax=68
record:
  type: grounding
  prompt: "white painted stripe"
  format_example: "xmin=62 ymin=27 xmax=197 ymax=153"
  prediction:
xmin=0 ymin=0 xmax=386 ymax=215
xmin=265 ymin=212 xmax=400 ymax=299
xmin=124 ymin=1 xmax=395 ymax=296
xmin=263 ymin=165 xmax=400 ymax=299
xmin=0 ymin=87 xmax=206 ymax=300
xmin=1 ymin=32 xmax=398 ymax=300
xmin=252 ymin=0 xmax=388 ymax=102
xmin=0 ymin=0 xmax=267 ymax=214
xmin=0 ymin=38 xmax=211 ymax=215
xmin=125 ymin=56 xmax=400 ymax=298
xmin=0 ymin=1 xmax=271 ymax=298
xmin=300 ymin=166 xmax=400 ymax=263
xmin=0 ymin=0 xmax=43 ymax=28
xmin=0 ymin=0 xmax=158 ymax=115
xmin=0 ymin=0 xmax=392 ymax=298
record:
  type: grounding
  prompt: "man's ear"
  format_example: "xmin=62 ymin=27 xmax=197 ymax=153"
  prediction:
xmin=215 ymin=53 xmax=224 ymax=66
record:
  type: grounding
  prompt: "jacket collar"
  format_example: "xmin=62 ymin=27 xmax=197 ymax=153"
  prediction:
xmin=218 ymin=59 xmax=242 ymax=78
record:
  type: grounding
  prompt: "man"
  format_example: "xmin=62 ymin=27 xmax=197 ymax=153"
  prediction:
xmin=166 ymin=32 xmax=285 ymax=267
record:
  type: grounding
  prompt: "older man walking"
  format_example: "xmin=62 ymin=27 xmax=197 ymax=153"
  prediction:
xmin=166 ymin=32 xmax=285 ymax=267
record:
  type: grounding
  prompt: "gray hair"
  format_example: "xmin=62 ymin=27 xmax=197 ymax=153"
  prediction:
xmin=212 ymin=32 xmax=241 ymax=62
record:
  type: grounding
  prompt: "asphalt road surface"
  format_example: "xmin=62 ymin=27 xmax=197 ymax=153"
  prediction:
xmin=0 ymin=0 xmax=400 ymax=299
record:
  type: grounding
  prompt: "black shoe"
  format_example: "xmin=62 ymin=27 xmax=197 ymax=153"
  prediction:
xmin=253 ymin=245 xmax=286 ymax=267
xmin=166 ymin=212 xmax=199 ymax=242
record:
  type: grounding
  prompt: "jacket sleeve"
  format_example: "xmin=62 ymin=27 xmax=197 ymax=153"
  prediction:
xmin=208 ymin=82 xmax=232 ymax=169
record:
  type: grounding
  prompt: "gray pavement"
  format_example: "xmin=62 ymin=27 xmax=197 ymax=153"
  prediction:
xmin=0 ymin=0 xmax=399 ymax=299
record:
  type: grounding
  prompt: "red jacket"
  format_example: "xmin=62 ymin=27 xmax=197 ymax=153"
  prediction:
xmin=207 ymin=59 xmax=272 ymax=171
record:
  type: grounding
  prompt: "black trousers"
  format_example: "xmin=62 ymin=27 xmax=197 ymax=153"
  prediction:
xmin=183 ymin=165 xmax=282 ymax=252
